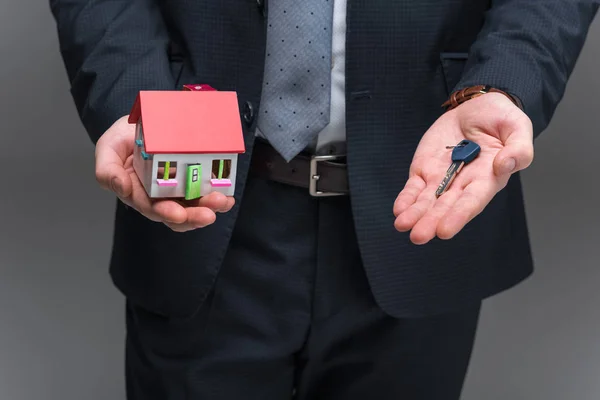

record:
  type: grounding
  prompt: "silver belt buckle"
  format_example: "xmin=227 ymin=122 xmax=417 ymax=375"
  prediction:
xmin=309 ymin=154 xmax=347 ymax=197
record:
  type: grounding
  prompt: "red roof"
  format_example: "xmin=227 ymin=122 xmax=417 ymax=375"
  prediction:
xmin=128 ymin=91 xmax=245 ymax=154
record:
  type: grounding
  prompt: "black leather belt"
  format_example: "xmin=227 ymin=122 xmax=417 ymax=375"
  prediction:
xmin=249 ymin=139 xmax=349 ymax=196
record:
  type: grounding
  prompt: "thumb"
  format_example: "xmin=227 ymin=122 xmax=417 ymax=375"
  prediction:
xmin=110 ymin=168 xmax=133 ymax=198
xmin=95 ymin=116 xmax=136 ymax=197
xmin=95 ymin=146 xmax=133 ymax=198
xmin=96 ymin=160 xmax=132 ymax=198
xmin=493 ymin=123 xmax=534 ymax=176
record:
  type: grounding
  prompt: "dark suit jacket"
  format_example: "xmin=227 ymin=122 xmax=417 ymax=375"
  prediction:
xmin=50 ymin=0 xmax=598 ymax=318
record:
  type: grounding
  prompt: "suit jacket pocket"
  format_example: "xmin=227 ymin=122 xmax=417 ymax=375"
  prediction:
xmin=440 ymin=52 xmax=469 ymax=95
xmin=109 ymin=199 xmax=234 ymax=319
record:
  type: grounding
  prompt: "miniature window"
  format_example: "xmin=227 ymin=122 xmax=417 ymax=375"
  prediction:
xmin=156 ymin=161 xmax=178 ymax=186
xmin=211 ymin=159 xmax=232 ymax=187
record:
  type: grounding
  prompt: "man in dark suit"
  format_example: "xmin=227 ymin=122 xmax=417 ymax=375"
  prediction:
xmin=50 ymin=1 xmax=598 ymax=398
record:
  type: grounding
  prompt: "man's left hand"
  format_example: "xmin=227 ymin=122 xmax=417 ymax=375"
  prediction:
xmin=393 ymin=92 xmax=534 ymax=245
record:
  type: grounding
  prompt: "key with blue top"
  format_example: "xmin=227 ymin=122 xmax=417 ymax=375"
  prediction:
xmin=435 ymin=139 xmax=481 ymax=198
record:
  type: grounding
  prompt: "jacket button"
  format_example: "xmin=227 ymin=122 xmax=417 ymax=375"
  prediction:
xmin=242 ymin=101 xmax=255 ymax=126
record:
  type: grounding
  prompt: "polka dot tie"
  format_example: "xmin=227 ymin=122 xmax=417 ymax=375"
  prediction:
xmin=257 ymin=1 xmax=335 ymax=162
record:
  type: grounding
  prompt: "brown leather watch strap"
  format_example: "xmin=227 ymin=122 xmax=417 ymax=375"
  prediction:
xmin=442 ymin=85 xmax=522 ymax=111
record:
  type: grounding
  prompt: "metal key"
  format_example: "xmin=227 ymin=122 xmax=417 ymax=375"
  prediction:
xmin=435 ymin=139 xmax=480 ymax=197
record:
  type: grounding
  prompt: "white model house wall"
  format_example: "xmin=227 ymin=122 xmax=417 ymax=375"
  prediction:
xmin=132 ymin=120 xmax=239 ymax=198
xmin=150 ymin=152 xmax=238 ymax=198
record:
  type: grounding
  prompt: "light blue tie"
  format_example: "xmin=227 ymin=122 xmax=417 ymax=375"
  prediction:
xmin=257 ymin=1 xmax=335 ymax=161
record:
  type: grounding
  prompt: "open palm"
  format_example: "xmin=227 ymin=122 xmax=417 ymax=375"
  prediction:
xmin=95 ymin=115 xmax=235 ymax=232
xmin=393 ymin=93 xmax=534 ymax=244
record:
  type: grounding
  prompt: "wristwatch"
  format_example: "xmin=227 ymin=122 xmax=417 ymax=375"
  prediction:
xmin=442 ymin=85 xmax=522 ymax=111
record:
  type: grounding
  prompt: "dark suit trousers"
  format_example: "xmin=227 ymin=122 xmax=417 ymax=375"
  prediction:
xmin=125 ymin=171 xmax=481 ymax=400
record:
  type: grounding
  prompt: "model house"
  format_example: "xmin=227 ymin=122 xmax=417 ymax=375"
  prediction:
xmin=128 ymin=88 xmax=245 ymax=200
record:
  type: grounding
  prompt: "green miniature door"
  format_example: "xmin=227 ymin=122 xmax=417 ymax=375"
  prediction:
xmin=185 ymin=164 xmax=202 ymax=200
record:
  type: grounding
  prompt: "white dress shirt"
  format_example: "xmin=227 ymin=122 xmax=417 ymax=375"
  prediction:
xmin=257 ymin=0 xmax=347 ymax=156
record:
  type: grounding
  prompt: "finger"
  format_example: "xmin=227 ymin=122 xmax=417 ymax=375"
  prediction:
xmin=186 ymin=206 xmax=218 ymax=227
xmin=163 ymin=208 xmax=217 ymax=232
xmin=121 ymin=171 xmax=171 ymax=223
xmin=151 ymin=199 xmax=190 ymax=224
xmin=409 ymin=188 xmax=463 ymax=245
xmin=393 ymin=176 xmax=427 ymax=217
xmin=180 ymin=191 xmax=234 ymax=213
xmin=223 ymin=197 xmax=236 ymax=212
xmin=437 ymin=180 xmax=495 ymax=239
xmin=493 ymin=118 xmax=534 ymax=176
xmin=163 ymin=222 xmax=195 ymax=233
xmin=394 ymin=184 xmax=437 ymax=232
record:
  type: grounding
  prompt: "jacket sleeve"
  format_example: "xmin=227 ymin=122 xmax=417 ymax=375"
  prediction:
xmin=49 ymin=0 xmax=177 ymax=144
xmin=454 ymin=0 xmax=599 ymax=137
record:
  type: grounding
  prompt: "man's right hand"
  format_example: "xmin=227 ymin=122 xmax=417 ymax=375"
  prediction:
xmin=95 ymin=116 xmax=235 ymax=232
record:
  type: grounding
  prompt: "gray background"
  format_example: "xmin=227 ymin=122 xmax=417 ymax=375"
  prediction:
xmin=1 ymin=2 xmax=598 ymax=399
